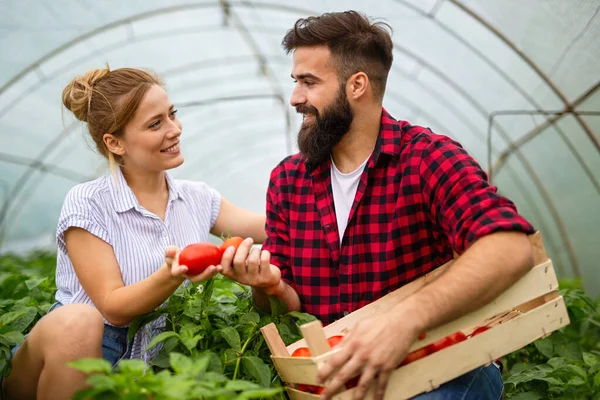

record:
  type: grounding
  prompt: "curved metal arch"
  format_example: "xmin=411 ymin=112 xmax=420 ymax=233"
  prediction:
xmin=0 ymin=1 xmax=584 ymax=271
xmin=449 ymin=0 xmax=600 ymax=154
xmin=491 ymin=81 xmax=600 ymax=176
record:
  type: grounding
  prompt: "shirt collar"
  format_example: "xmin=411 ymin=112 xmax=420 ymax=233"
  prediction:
xmin=307 ymin=107 xmax=402 ymax=174
xmin=109 ymin=167 xmax=181 ymax=213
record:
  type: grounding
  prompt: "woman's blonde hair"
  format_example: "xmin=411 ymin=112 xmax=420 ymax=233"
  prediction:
xmin=62 ymin=66 xmax=163 ymax=171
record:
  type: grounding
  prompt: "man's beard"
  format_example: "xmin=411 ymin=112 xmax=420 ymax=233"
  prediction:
xmin=296 ymin=85 xmax=354 ymax=166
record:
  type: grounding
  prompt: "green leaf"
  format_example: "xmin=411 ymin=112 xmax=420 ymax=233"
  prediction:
xmin=235 ymin=387 xmax=286 ymax=399
xmin=268 ymin=296 xmax=288 ymax=319
xmin=85 ymin=374 xmax=117 ymax=391
xmin=225 ymin=380 xmax=261 ymax=391
xmin=144 ymin=331 xmax=180 ymax=352
xmin=533 ymin=337 xmax=554 ymax=358
xmin=566 ymin=376 xmax=586 ymax=386
xmin=180 ymin=324 xmax=202 ymax=352
xmin=216 ymin=327 xmax=241 ymax=351
xmin=239 ymin=312 xmax=260 ymax=326
xmin=547 ymin=357 xmax=567 ymax=369
xmin=594 ymin=371 xmax=600 ymax=388
xmin=583 ymin=352 xmax=600 ymax=368
xmin=0 ymin=307 xmax=37 ymax=332
xmin=241 ymin=356 xmax=271 ymax=387
xmin=68 ymin=358 xmax=112 ymax=374
xmin=116 ymin=359 xmax=146 ymax=376
xmin=287 ymin=311 xmax=317 ymax=325
xmin=510 ymin=392 xmax=546 ymax=400
xmin=170 ymin=352 xmax=192 ymax=374
xmin=0 ymin=331 xmax=24 ymax=346
xmin=556 ymin=342 xmax=582 ymax=361
xmin=127 ymin=310 xmax=167 ymax=343
xmin=562 ymin=364 xmax=588 ymax=380
xmin=25 ymin=278 xmax=46 ymax=290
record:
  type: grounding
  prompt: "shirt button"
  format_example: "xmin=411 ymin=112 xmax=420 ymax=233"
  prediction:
xmin=343 ymin=311 xmax=349 ymax=316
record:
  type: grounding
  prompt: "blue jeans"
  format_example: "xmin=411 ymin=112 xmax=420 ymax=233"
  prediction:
xmin=411 ymin=364 xmax=503 ymax=399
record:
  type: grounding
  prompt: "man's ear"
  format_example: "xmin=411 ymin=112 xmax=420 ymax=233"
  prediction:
xmin=103 ymin=133 xmax=125 ymax=157
xmin=347 ymin=72 xmax=369 ymax=100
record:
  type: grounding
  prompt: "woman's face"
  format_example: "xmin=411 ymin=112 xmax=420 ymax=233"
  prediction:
xmin=117 ymin=84 xmax=184 ymax=173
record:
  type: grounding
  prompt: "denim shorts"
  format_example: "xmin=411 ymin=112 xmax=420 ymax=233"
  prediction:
xmin=7 ymin=302 xmax=131 ymax=370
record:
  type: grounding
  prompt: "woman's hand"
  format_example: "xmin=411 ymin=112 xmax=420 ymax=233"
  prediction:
xmin=165 ymin=246 xmax=222 ymax=283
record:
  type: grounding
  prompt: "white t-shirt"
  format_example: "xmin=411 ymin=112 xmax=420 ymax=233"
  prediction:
xmin=330 ymin=155 xmax=369 ymax=246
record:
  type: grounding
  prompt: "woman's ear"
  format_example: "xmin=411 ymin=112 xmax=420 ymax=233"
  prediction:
xmin=103 ymin=133 xmax=125 ymax=157
xmin=348 ymin=72 xmax=369 ymax=100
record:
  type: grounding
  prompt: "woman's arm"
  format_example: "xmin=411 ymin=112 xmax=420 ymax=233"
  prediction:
xmin=64 ymin=228 xmax=217 ymax=326
xmin=211 ymin=198 xmax=267 ymax=243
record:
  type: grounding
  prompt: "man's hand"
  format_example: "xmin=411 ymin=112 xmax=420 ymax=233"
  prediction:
xmin=166 ymin=246 xmax=222 ymax=283
xmin=220 ymin=238 xmax=283 ymax=296
xmin=317 ymin=307 xmax=419 ymax=400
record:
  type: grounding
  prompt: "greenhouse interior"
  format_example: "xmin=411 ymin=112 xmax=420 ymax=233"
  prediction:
xmin=1 ymin=0 xmax=599 ymax=399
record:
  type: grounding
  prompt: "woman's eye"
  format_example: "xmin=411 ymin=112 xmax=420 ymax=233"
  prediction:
xmin=170 ymin=109 xmax=178 ymax=117
xmin=149 ymin=120 xmax=161 ymax=129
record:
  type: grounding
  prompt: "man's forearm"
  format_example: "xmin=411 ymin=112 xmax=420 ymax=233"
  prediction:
xmin=396 ymin=231 xmax=533 ymax=335
xmin=252 ymin=280 xmax=302 ymax=313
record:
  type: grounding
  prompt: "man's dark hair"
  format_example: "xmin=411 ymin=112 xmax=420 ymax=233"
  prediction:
xmin=282 ymin=10 xmax=393 ymax=99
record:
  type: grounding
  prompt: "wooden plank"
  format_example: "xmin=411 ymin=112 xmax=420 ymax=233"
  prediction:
xmin=529 ymin=231 xmax=548 ymax=265
xmin=300 ymin=320 xmax=331 ymax=356
xmin=260 ymin=323 xmax=289 ymax=357
xmin=332 ymin=295 xmax=570 ymax=399
xmin=287 ymin=387 xmax=321 ymax=400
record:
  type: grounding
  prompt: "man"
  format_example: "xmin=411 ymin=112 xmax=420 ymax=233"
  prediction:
xmin=220 ymin=10 xmax=535 ymax=400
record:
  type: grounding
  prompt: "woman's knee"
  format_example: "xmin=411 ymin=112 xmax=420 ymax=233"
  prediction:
xmin=37 ymin=304 xmax=104 ymax=350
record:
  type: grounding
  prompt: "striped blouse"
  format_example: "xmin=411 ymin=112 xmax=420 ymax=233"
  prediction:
xmin=54 ymin=166 xmax=220 ymax=362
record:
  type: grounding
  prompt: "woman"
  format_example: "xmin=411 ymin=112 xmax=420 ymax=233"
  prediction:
xmin=2 ymin=67 xmax=266 ymax=400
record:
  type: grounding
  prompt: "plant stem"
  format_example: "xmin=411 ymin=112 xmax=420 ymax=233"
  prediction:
xmin=233 ymin=327 xmax=260 ymax=380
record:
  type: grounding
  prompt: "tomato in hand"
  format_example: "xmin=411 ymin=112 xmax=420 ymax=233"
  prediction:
xmin=219 ymin=236 xmax=244 ymax=252
xmin=179 ymin=243 xmax=223 ymax=276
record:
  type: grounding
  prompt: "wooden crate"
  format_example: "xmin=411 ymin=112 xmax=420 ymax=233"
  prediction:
xmin=260 ymin=232 xmax=570 ymax=399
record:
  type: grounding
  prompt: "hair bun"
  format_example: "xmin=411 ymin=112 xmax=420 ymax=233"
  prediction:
xmin=62 ymin=68 xmax=110 ymax=122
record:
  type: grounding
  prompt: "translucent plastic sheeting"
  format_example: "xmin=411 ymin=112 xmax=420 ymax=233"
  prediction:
xmin=0 ymin=0 xmax=598 ymax=295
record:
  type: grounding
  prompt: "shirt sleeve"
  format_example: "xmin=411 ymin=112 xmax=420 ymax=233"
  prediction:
xmin=262 ymin=165 xmax=294 ymax=287
xmin=419 ymin=136 xmax=535 ymax=254
xmin=56 ymin=185 xmax=110 ymax=253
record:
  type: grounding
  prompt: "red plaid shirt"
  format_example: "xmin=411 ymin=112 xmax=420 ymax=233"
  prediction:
xmin=263 ymin=108 xmax=534 ymax=324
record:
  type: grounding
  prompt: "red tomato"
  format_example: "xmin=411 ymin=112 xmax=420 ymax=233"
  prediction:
xmin=297 ymin=384 xmax=324 ymax=394
xmin=426 ymin=336 xmax=454 ymax=354
xmin=426 ymin=331 xmax=467 ymax=354
xmin=219 ymin=236 xmax=244 ymax=252
xmin=291 ymin=346 xmax=311 ymax=357
xmin=327 ymin=335 xmax=344 ymax=348
xmin=400 ymin=347 xmax=429 ymax=366
xmin=179 ymin=243 xmax=223 ymax=276
xmin=470 ymin=326 xmax=491 ymax=337
xmin=448 ymin=331 xmax=468 ymax=343
xmin=291 ymin=347 xmax=323 ymax=394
